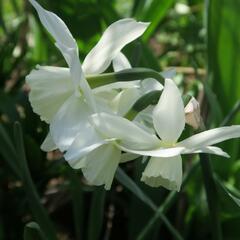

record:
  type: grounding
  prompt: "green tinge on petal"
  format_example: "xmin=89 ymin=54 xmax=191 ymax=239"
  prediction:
xmin=82 ymin=144 xmax=121 ymax=190
xmin=141 ymin=155 xmax=182 ymax=191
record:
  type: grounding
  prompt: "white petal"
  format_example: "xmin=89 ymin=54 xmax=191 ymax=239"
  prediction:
xmin=112 ymin=52 xmax=131 ymax=71
xmin=41 ymin=132 xmax=57 ymax=152
xmin=50 ymin=95 xmax=91 ymax=151
xmin=64 ymin=129 xmax=107 ymax=166
xmin=117 ymin=144 xmax=186 ymax=157
xmin=111 ymin=88 xmax=141 ymax=116
xmin=26 ymin=66 xmax=73 ymax=123
xmin=140 ymin=78 xmax=163 ymax=93
xmin=82 ymin=19 xmax=149 ymax=74
xmin=160 ymin=68 xmax=176 ymax=79
xmin=29 ymin=0 xmax=96 ymax=111
xmin=90 ymin=112 xmax=160 ymax=150
xmin=187 ymin=146 xmax=230 ymax=158
xmin=178 ymin=126 xmax=240 ymax=149
xmin=29 ymin=0 xmax=76 ymax=50
xmin=153 ymin=78 xmax=185 ymax=143
xmin=82 ymin=144 xmax=121 ymax=190
xmin=141 ymin=155 xmax=182 ymax=191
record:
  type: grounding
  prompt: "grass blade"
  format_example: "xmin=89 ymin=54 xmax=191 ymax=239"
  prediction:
xmin=88 ymin=187 xmax=106 ymax=240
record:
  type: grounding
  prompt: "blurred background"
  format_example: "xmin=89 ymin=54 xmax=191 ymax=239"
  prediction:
xmin=0 ymin=0 xmax=240 ymax=239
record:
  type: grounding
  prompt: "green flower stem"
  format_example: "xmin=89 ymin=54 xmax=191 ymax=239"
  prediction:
xmin=200 ymin=154 xmax=222 ymax=240
xmin=137 ymin=162 xmax=199 ymax=240
xmin=86 ymin=68 xmax=164 ymax=88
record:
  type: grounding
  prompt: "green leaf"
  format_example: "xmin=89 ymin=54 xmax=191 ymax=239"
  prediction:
xmin=0 ymin=123 xmax=20 ymax=177
xmin=24 ymin=222 xmax=46 ymax=240
xmin=116 ymin=167 xmax=156 ymax=211
xmin=208 ymin=0 xmax=240 ymax=119
xmin=87 ymin=187 xmax=106 ymax=240
xmin=66 ymin=167 xmax=84 ymax=240
xmin=133 ymin=0 xmax=175 ymax=41
xmin=215 ymin=176 xmax=240 ymax=208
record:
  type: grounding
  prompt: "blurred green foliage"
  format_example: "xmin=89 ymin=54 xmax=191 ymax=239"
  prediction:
xmin=0 ymin=0 xmax=239 ymax=239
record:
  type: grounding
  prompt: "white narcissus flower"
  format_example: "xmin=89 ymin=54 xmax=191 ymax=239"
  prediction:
xmin=27 ymin=0 xmax=162 ymax=189
xmin=98 ymin=79 xmax=240 ymax=191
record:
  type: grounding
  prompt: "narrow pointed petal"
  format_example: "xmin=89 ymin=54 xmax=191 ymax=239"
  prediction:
xmin=178 ymin=126 xmax=240 ymax=149
xmin=29 ymin=0 xmax=76 ymax=50
xmin=50 ymin=95 xmax=91 ymax=151
xmin=82 ymin=144 xmax=121 ymax=190
xmin=160 ymin=68 xmax=176 ymax=79
xmin=141 ymin=155 xmax=182 ymax=191
xmin=29 ymin=0 xmax=96 ymax=111
xmin=112 ymin=52 xmax=131 ymax=71
xmin=26 ymin=66 xmax=73 ymax=123
xmin=90 ymin=112 xmax=160 ymax=150
xmin=41 ymin=132 xmax=57 ymax=152
xmin=117 ymin=144 xmax=185 ymax=157
xmin=153 ymin=79 xmax=185 ymax=143
xmin=82 ymin=19 xmax=149 ymax=74
xmin=187 ymin=146 xmax=230 ymax=158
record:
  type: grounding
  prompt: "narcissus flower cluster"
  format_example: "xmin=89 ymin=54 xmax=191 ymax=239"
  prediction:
xmin=27 ymin=0 xmax=240 ymax=191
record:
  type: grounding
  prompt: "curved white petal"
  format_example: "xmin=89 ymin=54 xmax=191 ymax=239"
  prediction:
xmin=82 ymin=19 xmax=149 ymax=74
xmin=82 ymin=144 xmax=121 ymax=190
xmin=140 ymin=78 xmax=163 ymax=93
xmin=26 ymin=66 xmax=73 ymax=123
xmin=178 ymin=126 xmax=240 ymax=149
xmin=186 ymin=146 xmax=230 ymax=158
xmin=90 ymin=112 xmax=160 ymax=150
xmin=112 ymin=52 xmax=131 ymax=71
xmin=64 ymin=129 xmax=107 ymax=166
xmin=41 ymin=132 xmax=57 ymax=152
xmin=153 ymin=78 xmax=185 ymax=143
xmin=111 ymin=88 xmax=141 ymax=116
xmin=141 ymin=155 xmax=182 ymax=191
xmin=160 ymin=68 xmax=176 ymax=79
xmin=50 ymin=95 xmax=91 ymax=151
xmin=29 ymin=0 xmax=96 ymax=111
xmin=117 ymin=144 xmax=186 ymax=158
xmin=29 ymin=0 xmax=76 ymax=50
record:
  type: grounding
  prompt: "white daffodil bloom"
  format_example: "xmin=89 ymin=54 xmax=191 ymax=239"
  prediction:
xmin=99 ymin=79 xmax=240 ymax=191
xmin=27 ymin=0 xmax=162 ymax=189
